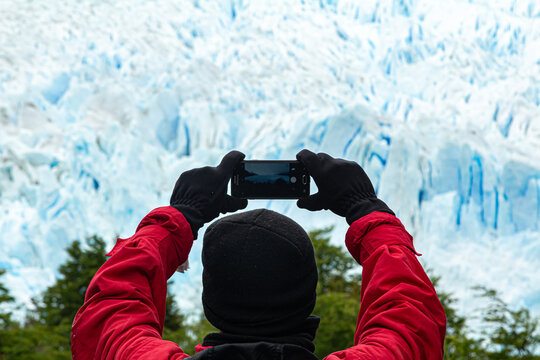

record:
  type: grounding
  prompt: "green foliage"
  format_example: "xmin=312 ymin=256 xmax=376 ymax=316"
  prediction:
xmin=0 ymin=323 xmax=71 ymax=360
xmin=311 ymin=227 xmax=361 ymax=296
xmin=1 ymin=231 xmax=540 ymax=359
xmin=162 ymin=281 xmax=193 ymax=351
xmin=431 ymin=275 xmax=540 ymax=360
xmin=313 ymin=292 xmax=359 ymax=358
xmin=431 ymin=274 xmax=488 ymax=360
xmin=36 ymin=236 xmax=108 ymax=328
xmin=162 ymin=282 xmax=220 ymax=353
xmin=474 ymin=286 xmax=540 ymax=360
xmin=0 ymin=236 xmax=107 ymax=359
xmin=162 ymin=284 xmax=219 ymax=353
xmin=185 ymin=314 xmax=219 ymax=353
xmin=0 ymin=269 xmax=14 ymax=330
xmin=309 ymin=227 xmax=362 ymax=358
xmin=0 ymin=269 xmax=16 ymax=359
xmin=0 ymin=235 xmax=212 ymax=358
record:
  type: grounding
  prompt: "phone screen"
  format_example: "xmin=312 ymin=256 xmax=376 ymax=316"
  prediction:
xmin=231 ymin=161 xmax=310 ymax=199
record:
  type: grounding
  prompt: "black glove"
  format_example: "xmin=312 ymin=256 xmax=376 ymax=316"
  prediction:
xmin=170 ymin=151 xmax=248 ymax=239
xmin=296 ymin=149 xmax=394 ymax=224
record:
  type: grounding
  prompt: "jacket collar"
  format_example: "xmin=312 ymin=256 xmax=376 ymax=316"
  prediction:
xmin=202 ymin=315 xmax=320 ymax=353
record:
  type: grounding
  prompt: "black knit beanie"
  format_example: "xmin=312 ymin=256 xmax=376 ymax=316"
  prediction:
xmin=202 ymin=209 xmax=318 ymax=336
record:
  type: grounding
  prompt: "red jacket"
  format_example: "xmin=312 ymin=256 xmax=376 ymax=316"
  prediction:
xmin=71 ymin=206 xmax=446 ymax=359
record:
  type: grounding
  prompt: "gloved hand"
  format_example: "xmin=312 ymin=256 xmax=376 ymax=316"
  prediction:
xmin=170 ymin=151 xmax=248 ymax=239
xmin=296 ymin=149 xmax=394 ymax=224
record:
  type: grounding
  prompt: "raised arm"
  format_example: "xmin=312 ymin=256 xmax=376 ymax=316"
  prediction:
xmin=327 ymin=211 xmax=446 ymax=359
xmin=71 ymin=151 xmax=248 ymax=360
xmin=71 ymin=207 xmax=195 ymax=360
xmin=296 ymin=149 xmax=446 ymax=359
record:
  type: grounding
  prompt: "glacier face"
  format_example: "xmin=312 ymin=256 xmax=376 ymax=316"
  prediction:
xmin=1 ymin=0 xmax=540 ymax=321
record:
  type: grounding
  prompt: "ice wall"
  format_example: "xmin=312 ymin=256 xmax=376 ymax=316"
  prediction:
xmin=1 ymin=0 xmax=539 ymax=320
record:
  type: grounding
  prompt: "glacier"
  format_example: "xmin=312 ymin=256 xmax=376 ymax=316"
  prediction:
xmin=1 ymin=0 xmax=540 ymax=326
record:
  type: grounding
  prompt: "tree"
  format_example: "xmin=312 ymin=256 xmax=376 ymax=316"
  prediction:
xmin=0 ymin=268 xmax=15 ymax=358
xmin=311 ymin=227 xmax=361 ymax=296
xmin=0 ymin=268 xmax=68 ymax=360
xmin=474 ymin=286 xmax=540 ymax=360
xmin=429 ymin=273 xmax=540 ymax=360
xmin=1 ymin=235 xmax=202 ymax=359
xmin=2 ymin=230 xmax=539 ymax=359
xmin=309 ymin=227 xmax=362 ymax=359
xmin=162 ymin=281 xmax=194 ymax=351
xmin=430 ymin=274 xmax=488 ymax=360
xmin=0 ymin=269 xmax=14 ymax=330
xmin=162 ymin=284 xmax=218 ymax=354
xmin=36 ymin=236 xmax=108 ymax=328
xmin=0 ymin=236 xmax=108 ymax=359
xmin=0 ymin=323 xmax=69 ymax=360
xmin=185 ymin=313 xmax=218 ymax=353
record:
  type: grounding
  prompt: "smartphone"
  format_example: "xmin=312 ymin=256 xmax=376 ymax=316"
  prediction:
xmin=231 ymin=160 xmax=310 ymax=199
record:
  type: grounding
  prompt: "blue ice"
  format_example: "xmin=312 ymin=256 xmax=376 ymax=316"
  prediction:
xmin=42 ymin=72 xmax=70 ymax=104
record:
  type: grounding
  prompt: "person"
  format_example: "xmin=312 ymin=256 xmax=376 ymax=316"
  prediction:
xmin=71 ymin=149 xmax=446 ymax=359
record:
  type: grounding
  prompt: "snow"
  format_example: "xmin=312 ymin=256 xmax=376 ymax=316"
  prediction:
xmin=1 ymin=0 xmax=540 ymax=325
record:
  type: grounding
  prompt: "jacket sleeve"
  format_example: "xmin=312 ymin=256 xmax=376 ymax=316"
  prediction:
xmin=71 ymin=206 xmax=194 ymax=360
xmin=324 ymin=212 xmax=447 ymax=360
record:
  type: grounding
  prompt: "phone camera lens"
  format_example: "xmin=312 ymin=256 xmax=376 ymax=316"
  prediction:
xmin=290 ymin=176 xmax=297 ymax=184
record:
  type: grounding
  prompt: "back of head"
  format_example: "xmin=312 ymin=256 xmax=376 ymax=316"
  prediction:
xmin=202 ymin=209 xmax=318 ymax=336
